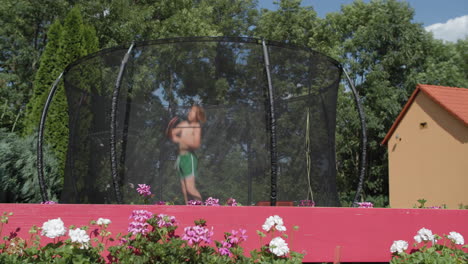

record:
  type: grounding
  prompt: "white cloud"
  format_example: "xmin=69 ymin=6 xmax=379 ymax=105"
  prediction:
xmin=425 ymin=15 xmax=468 ymax=42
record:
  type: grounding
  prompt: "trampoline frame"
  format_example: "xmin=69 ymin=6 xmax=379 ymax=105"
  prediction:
xmin=36 ymin=36 xmax=367 ymax=205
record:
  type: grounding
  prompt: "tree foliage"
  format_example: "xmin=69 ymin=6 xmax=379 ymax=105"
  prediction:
xmin=21 ymin=7 xmax=100 ymax=177
xmin=0 ymin=0 xmax=68 ymax=132
xmin=23 ymin=20 xmax=63 ymax=136
xmin=322 ymin=0 xmax=467 ymax=205
xmin=76 ymin=0 xmax=257 ymax=48
xmin=407 ymin=37 xmax=468 ymax=88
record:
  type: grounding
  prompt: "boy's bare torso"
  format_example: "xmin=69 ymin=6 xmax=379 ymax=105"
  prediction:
xmin=175 ymin=121 xmax=201 ymax=154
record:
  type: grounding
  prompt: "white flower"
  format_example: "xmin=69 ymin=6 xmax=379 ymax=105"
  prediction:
xmin=414 ymin=235 xmax=422 ymax=243
xmin=262 ymin=218 xmax=274 ymax=232
xmin=447 ymin=231 xmax=464 ymax=245
xmin=262 ymin=215 xmax=287 ymax=232
xmin=390 ymin=240 xmax=408 ymax=253
xmin=276 ymin=224 xmax=287 ymax=232
xmin=41 ymin=218 xmax=66 ymax=238
xmin=272 ymin=215 xmax=284 ymax=226
xmin=414 ymin=227 xmax=435 ymax=243
xmin=269 ymin=237 xmax=289 ymax=256
xmin=69 ymin=228 xmax=90 ymax=249
xmin=97 ymin=218 xmax=112 ymax=225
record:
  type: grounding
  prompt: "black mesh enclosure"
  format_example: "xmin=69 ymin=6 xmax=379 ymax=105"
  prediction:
xmin=58 ymin=37 xmax=341 ymax=206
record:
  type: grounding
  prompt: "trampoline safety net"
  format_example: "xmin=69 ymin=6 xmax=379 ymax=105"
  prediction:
xmin=57 ymin=37 xmax=341 ymax=206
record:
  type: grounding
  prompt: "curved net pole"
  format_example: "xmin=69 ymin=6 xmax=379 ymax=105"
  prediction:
xmin=37 ymin=71 xmax=64 ymax=202
xmin=342 ymin=68 xmax=368 ymax=207
xmin=305 ymin=108 xmax=314 ymax=203
xmin=110 ymin=43 xmax=135 ymax=204
xmin=262 ymin=40 xmax=278 ymax=206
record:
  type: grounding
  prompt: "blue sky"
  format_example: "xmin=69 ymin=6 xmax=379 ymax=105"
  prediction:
xmin=258 ymin=0 xmax=468 ymax=42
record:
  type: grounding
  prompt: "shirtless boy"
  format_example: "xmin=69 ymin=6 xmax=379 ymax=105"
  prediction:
xmin=168 ymin=105 xmax=206 ymax=204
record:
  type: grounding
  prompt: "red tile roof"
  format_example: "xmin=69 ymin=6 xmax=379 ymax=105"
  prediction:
xmin=381 ymin=84 xmax=468 ymax=145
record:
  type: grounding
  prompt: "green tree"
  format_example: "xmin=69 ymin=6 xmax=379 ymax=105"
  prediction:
xmin=23 ymin=20 xmax=63 ymax=136
xmin=406 ymin=37 xmax=468 ymax=88
xmin=44 ymin=6 xmax=99 ymax=176
xmin=255 ymin=0 xmax=320 ymax=46
xmin=192 ymin=0 xmax=258 ymax=37
xmin=322 ymin=0 xmax=430 ymax=204
xmin=322 ymin=0 xmax=468 ymax=205
xmin=455 ymin=38 xmax=468 ymax=82
xmin=0 ymin=0 xmax=68 ymax=132
xmin=77 ymin=0 xmax=255 ymax=48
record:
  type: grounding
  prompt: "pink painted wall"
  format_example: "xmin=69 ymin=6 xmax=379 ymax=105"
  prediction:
xmin=1 ymin=204 xmax=467 ymax=262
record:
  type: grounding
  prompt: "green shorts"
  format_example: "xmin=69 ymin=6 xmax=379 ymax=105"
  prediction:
xmin=176 ymin=152 xmax=198 ymax=179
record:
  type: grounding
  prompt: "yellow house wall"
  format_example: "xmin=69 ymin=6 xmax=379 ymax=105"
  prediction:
xmin=388 ymin=92 xmax=468 ymax=209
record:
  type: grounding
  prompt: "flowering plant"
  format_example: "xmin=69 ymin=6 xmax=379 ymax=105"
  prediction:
xmin=136 ymin=184 xmax=152 ymax=197
xmin=187 ymin=199 xmax=203 ymax=205
xmin=414 ymin=198 xmax=446 ymax=209
xmin=40 ymin=201 xmax=57 ymax=204
xmin=298 ymin=200 xmax=315 ymax=207
xmin=357 ymin=202 xmax=374 ymax=208
xmin=215 ymin=228 xmax=248 ymax=259
xmin=250 ymin=215 xmax=303 ymax=263
xmin=1 ymin=210 xmax=303 ymax=263
xmin=0 ymin=212 xmax=111 ymax=263
xmin=109 ymin=212 xmax=303 ymax=263
xmin=390 ymin=228 xmax=467 ymax=264
xmin=204 ymin=197 xmax=220 ymax=206
xmin=186 ymin=197 xmax=239 ymax=206
xmin=226 ymin=198 xmax=238 ymax=206
xmin=41 ymin=217 xmax=67 ymax=238
xmin=135 ymin=184 xmax=155 ymax=204
xmin=96 ymin=218 xmax=112 ymax=226
xmin=262 ymin=215 xmax=287 ymax=232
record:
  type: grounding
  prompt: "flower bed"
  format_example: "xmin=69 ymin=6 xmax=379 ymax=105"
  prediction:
xmin=0 ymin=210 xmax=302 ymax=263
xmin=0 ymin=203 xmax=467 ymax=262
xmin=390 ymin=227 xmax=467 ymax=263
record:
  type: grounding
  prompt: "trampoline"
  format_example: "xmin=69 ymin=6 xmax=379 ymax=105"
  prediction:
xmin=37 ymin=37 xmax=351 ymax=206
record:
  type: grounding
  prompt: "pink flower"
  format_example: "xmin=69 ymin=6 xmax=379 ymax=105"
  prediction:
xmin=357 ymin=202 xmax=374 ymax=208
xmin=218 ymin=228 xmax=247 ymax=256
xmin=136 ymin=184 xmax=152 ymax=197
xmin=205 ymin=197 xmax=220 ymax=206
xmin=222 ymin=240 xmax=232 ymax=248
xmin=128 ymin=221 xmax=149 ymax=235
xmin=187 ymin=200 xmax=203 ymax=205
xmin=226 ymin=198 xmax=238 ymax=206
xmin=228 ymin=229 xmax=248 ymax=245
xmin=128 ymin=210 xmax=152 ymax=235
xmin=119 ymin=238 xmax=128 ymax=245
xmin=41 ymin=201 xmax=57 ymax=204
xmin=298 ymin=200 xmax=315 ymax=207
xmin=218 ymin=241 xmax=233 ymax=256
xmin=156 ymin=214 xmax=177 ymax=228
xmin=182 ymin=225 xmax=213 ymax=246
xmin=155 ymin=201 xmax=166 ymax=205
xmin=129 ymin=210 xmax=152 ymax=222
